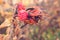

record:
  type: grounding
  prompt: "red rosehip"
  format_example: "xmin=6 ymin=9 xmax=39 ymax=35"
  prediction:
xmin=18 ymin=10 xmax=28 ymax=21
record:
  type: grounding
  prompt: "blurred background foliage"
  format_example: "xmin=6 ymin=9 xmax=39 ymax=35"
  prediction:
xmin=0 ymin=0 xmax=60 ymax=40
